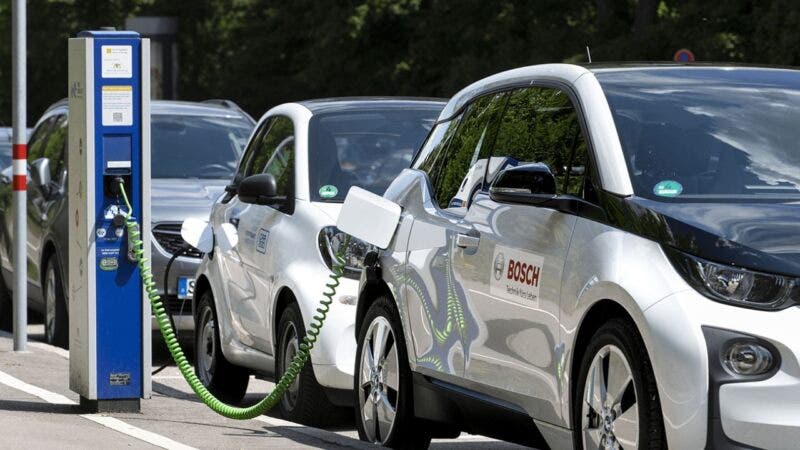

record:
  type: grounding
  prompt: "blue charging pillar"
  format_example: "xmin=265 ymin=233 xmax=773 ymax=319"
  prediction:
xmin=67 ymin=30 xmax=151 ymax=412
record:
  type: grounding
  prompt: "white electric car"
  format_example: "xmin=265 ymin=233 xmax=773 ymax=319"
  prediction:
xmin=190 ymin=98 xmax=444 ymax=424
xmin=341 ymin=64 xmax=800 ymax=449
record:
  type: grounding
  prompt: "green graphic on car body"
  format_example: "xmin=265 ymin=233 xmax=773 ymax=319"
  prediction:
xmin=391 ymin=238 xmax=476 ymax=374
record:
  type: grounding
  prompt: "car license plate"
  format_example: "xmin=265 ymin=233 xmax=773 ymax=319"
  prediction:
xmin=177 ymin=277 xmax=195 ymax=299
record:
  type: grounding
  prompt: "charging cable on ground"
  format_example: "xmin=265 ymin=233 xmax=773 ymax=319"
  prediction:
xmin=119 ymin=181 xmax=349 ymax=419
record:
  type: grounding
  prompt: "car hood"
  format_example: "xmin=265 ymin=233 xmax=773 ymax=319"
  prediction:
xmin=151 ymin=178 xmax=227 ymax=225
xmin=626 ymin=198 xmax=800 ymax=277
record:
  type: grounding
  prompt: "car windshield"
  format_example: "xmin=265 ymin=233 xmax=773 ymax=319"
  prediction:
xmin=598 ymin=68 xmax=800 ymax=202
xmin=308 ymin=106 xmax=441 ymax=201
xmin=152 ymin=114 xmax=252 ymax=179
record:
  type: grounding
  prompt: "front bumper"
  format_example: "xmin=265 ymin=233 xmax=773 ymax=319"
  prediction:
xmin=644 ymin=290 xmax=800 ymax=449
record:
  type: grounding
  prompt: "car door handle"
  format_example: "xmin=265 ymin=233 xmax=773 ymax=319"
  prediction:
xmin=455 ymin=233 xmax=480 ymax=249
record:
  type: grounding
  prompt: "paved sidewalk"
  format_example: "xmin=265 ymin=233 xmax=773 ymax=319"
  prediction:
xmin=0 ymin=327 xmax=526 ymax=449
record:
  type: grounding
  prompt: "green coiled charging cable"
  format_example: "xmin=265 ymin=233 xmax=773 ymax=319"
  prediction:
xmin=119 ymin=182 xmax=349 ymax=420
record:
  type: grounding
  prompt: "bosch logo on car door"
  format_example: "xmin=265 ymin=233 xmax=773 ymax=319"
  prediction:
xmin=489 ymin=244 xmax=543 ymax=305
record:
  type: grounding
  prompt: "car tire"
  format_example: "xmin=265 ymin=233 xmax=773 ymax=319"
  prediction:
xmin=43 ymin=255 xmax=69 ymax=349
xmin=354 ymin=296 xmax=432 ymax=449
xmin=0 ymin=272 xmax=12 ymax=332
xmin=275 ymin=301 xmax=339 ymax=426
xmin=573 ymin=318 xmax=666 ymax=450
xmin=194 ymin=290 xmax=249 ymax=404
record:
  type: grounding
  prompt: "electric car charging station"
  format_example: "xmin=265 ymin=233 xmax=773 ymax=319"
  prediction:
xmin=3 ymin=12 xmax=800 ymax=449
xmin=67 ymin=30 xmax=151 ymax=412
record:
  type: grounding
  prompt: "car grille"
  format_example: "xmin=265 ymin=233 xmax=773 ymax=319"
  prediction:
xmin=163 ymin=295 xmax=193 ymax=315
xmin=152 ymin=223 xmax=204 ymax=258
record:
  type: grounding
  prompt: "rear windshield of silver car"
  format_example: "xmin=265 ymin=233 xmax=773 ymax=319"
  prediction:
xmin=152 ymin=114 xmax=253 ymax=179
xmin=597 ymin=68 xmax=800 ymax=202
xmin=308 ymin=107 xmax=440 ymax=202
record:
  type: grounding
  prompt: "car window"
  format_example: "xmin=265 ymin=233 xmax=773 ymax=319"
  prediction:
xmin=427 ymin=92 xmax=507 ymax=211
xmin=490 ymin=87 xmax=590 ymax=197
xmin=151 ymin=114 xmax=252 ymax=179
xmin=232 ymin=119 xmax=271 ymax=185
xmin=236 ymin=115 xmax=295 ymax=212
xmin=27 ymin=115 xmax=58 ymax=163
xmin=259 ymin=118 xmax=295 ymax=203
xmin=44 ymin=115 xmax=68 ymax=182
xmin=307 ymin=107 xmax=440 ymax=202
xmin=413 ymin=112 xmax=462 ymax=175
xmin=598 ymin=69 xmax=800 ymax=201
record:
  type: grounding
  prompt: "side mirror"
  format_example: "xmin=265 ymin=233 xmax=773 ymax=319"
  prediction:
xmin=30 ymin=158 xmax=51 ymax=193
xmin=238 ymin=173 xmax=278 ymax=205
xmin=490 ymin=163 xmax=556 ymax=198
xmin=489 ymin=162 xmax=606 ymax=221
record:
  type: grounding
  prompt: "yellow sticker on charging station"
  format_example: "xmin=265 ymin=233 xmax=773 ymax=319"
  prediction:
xmin=101 ymin=85 xmax=133 ymax=127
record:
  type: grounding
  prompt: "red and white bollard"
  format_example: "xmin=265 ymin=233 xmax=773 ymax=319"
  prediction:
xmin=12 ymin=0 xmax=27 ymax=351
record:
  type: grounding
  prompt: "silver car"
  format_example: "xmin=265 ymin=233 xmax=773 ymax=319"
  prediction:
xmin=344 ymin=64 xmax=800 ymax=449
xmin=191 ymin=98 xmax=444 ymax=424
xmin=0 ymin=99 xmax=254 ymax=346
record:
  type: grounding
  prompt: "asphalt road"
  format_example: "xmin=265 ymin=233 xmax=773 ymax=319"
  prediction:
xmin=0 ymin=324 xmax=528 ymax=449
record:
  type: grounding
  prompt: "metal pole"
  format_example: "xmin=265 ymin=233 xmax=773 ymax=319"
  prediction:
xmin=11 ymin=0 xmax=27 ymax=351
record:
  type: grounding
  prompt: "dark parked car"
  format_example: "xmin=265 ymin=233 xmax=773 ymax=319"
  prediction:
xmin=0 ymin=127 xmax=32 ymax=172
xmin=0 ymin=99 xmax=254 ymax=347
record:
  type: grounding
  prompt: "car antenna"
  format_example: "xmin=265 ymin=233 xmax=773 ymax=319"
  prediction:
xmin=586 ymin=45 xmax=592 ymax=64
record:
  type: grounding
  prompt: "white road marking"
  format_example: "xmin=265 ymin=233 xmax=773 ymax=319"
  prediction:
xmin=0 ymin=369 xmax=196 ymax=450
xmin=0 ymin=370 xmax=75 ymax=405
xmin=253 ymin=416 xmax=372 ymax=449
xmin=81 ymin=415 xmax=197 ymax=450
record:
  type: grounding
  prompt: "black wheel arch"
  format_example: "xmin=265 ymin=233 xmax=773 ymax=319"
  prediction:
xmin=192 ymin=274 xmax=213 ymax=321
xmin=355 ymin=277 xmax=393 ymax=339
xmin=272 ymin=286 xmax=297 ymax=355
xmin=40 ymin=239 xmax=68 ymax=312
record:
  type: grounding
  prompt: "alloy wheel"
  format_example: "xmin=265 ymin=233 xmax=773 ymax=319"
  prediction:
xmin=198 ymin=308 xmax=216 ymax=385
xmin=280 ymin=322 xmax=300 ymax=411
xmin=44 ymin=265 xmax=57 ymax=343
xmin=358 ymin=316 xmax=400 ymax=443
xmin=582 ymin=344 xmax=639 ymax=450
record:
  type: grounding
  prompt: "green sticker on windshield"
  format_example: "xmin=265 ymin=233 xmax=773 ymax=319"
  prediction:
xmin=653 ymin=180 xmax=683 ymax=197
xmin=319 ymin=185 xmax=338 ymax=199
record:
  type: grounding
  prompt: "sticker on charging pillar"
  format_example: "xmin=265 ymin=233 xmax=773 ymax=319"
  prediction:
xmin=319 ymin=185 xmax=338 ymax=199
xmin=101 ymin=45 xmax=132 ymax=78
xmin=98 ymin=247 xmax=120 ymax=271
xmin=109 ymin=372 xmax=131 ymax=386
xmin=101 ymin=85 xmax=133 ymax=126
xmin=490 ymin=245 xmax=544 ymax=306
xmin=653 ymin=180 xmax=683 ymax=197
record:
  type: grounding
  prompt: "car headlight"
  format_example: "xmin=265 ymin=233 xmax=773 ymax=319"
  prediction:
xmin=665 ymin=247 xmax=800 ymax=310
xmin=318 ymin=226 xmax=376 ymax=280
